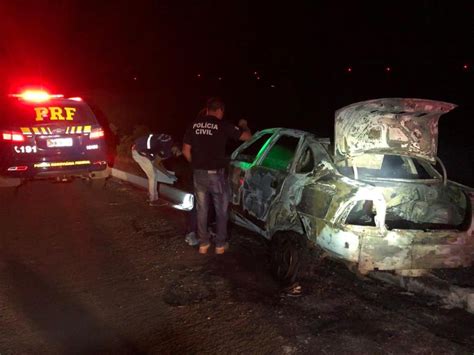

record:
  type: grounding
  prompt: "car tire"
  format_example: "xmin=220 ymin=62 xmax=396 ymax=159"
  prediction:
xmin=0 ymin=176 xmax=22 ymax=188
xmin=270 ymin=231 xmax=308 ymax=286
xmin=0 ymin=186 xmax=20 ymax=198
xmin=0 ymin=177 xmax=22 ymax=198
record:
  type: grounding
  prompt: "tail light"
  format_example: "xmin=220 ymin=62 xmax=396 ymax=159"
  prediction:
xmin=89 ymin=128 xmax=105 ymax=139
xmin=7 ymin=166 xmax=28 ymax=171
xmin=2 ymin=131 xmax=25 ymax=142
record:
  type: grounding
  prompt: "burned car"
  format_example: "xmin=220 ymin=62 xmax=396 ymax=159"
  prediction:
xmin=229 ymin=98 xmax=474 ymax=281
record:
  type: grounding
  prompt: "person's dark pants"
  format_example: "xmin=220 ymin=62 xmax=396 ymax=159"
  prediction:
xmin=193 ymin=169 xmax=229 ymax=248
xmin=185 ymin=194 xmax=215 ymax=235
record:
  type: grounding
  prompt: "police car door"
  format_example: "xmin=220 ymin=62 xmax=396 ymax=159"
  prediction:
xmin=241 ymin=133 xmax=302 ymax=231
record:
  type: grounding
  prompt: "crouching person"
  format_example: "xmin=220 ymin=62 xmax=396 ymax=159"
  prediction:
xmin=132 ymin=133 xmax=177 ymax=206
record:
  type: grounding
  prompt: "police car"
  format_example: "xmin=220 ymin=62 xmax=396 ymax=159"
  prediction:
xmin=0 ymin=89 xmax=110 ymax=187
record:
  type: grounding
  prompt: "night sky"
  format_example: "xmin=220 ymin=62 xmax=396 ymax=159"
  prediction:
xmin=0 ymin=1 xmax=473 ymax=184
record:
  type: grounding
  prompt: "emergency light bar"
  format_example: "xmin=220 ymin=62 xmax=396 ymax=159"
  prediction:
xmin=9 ymin=90 xmax=64 ymax=103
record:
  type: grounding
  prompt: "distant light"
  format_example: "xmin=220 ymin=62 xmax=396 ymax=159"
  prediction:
xmin=218 ymin=77 xmax=222 ymax=81
xmin=385 ymin=66 xmax=391 ymax=72
xmin=347 ymin=67 xmax=352 ymax=73
xmin=133 ymin=76 xmax=138 ymax=81
xmin=270 ymin=84 xmax=275 ymax=88
xmin=256 ymin=76 xmax=261 ymax=80
xmin=463 ymin=64 xmax=469 ymax=70
xmin=253 ymin=71 xmax=258 ymax=75
xmin=197 ymin=73 xmax=201 ymax=78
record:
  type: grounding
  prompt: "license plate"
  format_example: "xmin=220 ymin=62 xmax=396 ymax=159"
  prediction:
xmin=47 ymin=138 xmax=73 ymax=148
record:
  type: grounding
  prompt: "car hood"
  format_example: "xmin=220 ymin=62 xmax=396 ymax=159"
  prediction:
xmin=334 ymin=98 xmax=457 ymax=163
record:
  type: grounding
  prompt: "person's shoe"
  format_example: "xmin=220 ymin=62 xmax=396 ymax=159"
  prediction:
xmin=185 ymin=232 xmax=199 ymax=246
xmin=199 ymin=243 xmax=210 ymax=254
xmin=280 ymin=282 xmax=302 ymax=298
xmin=215 ymin=242 xmax=229 ymax=255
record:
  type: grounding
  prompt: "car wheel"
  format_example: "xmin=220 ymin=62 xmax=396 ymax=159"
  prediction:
xmin=0 ymin=177 xmax=22 ymax=198
xmin=0 ymin=176 xmax=22 ymax=188
xmin=0 ymin=186 xmax=20 ymax=198
xmin=270 ymin=231 xmax=307 ymax=286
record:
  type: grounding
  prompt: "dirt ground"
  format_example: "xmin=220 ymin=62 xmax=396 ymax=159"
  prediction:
xmin=1 ymin=178 xmax=474 ymax=354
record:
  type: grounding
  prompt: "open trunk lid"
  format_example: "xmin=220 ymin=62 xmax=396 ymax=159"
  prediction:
xmin=334 ymin=98 xmax=457 ymax=163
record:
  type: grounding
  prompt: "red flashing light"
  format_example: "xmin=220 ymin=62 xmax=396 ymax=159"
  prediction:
xmin=89 ymin=128 xmax=105 ymax=139
xmin=68 ymin=97 xmax=83 ymax=102
xmin=10 ymin=90 xmax=63 ymax=103
xmin=2 ymin=131 xmax=25 ymax=142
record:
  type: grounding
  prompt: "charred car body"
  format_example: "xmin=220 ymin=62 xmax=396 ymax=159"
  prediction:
xmin=229 ymin=98 xmax=474 ymax=278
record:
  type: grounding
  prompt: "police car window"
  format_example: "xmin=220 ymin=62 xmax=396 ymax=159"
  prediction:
xmin=261 ymin=135 xmax=300 ymax=171
xmin=0 ymin=100 xmax=98 ymax=126
xmin=296 ymin=146 xmax=315 ymax=173
xmin=235 ymin=133 xmax=272 ymax=163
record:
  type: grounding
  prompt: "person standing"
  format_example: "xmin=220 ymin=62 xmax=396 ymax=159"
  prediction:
xmin=238 ymin=118 xmax=251 ymax=135
xmin=132 ymin=133 xmax=177 ymax=205
xmin=182 ymin=98 xmax=251 ymax=254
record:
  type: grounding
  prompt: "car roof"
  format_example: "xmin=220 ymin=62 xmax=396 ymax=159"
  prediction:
xmin=257 ymin=127 xmax=330 ymax=143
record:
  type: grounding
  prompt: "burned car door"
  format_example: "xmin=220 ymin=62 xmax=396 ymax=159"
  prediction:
xmin=230 ymin=131 xmax=302 ymax=233
xmin=229 ymin=131 xmax=275 ymax=230
xmin=243 ymin=134 xmax=301 ymax=224
xmin=295 ymin=140 xmax=338 ymax=241
xmin=264 ymin=138 xmax=332 ymax=236
xmin=229 ymin=131 xmax=274 ymax=204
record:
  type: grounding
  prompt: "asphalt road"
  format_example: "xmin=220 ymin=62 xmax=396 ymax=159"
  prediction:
xmin=1 ymin=179 xmax=474 ymax=354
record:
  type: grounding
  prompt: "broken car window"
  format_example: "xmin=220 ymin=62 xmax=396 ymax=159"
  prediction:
xmin=235 ymin=133 xmax=272 ymax=163
xmin=296 ymin=146 xmax=314 ymax=173
xmin=261 ymin=135 xmax=300 ymax=171
xmin=337 ymin=154 xmax=438 ymax=180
